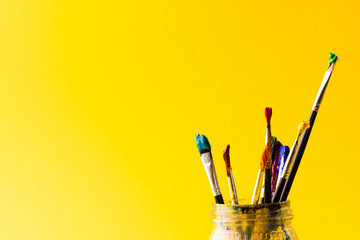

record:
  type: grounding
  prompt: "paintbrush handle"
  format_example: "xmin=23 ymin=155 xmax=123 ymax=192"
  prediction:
xmin=214 ymin=194 xmax=224 ymax=204
xmin=228 ymin=170 xmax=239 ymax=204
xmin=264 ymin=168 xmax=272 ymax=203
xmin=251 ymin=170 xmax=264 ymax=204
xmin=272 ymin=177 xmax=286 ymax=203
xmin=280 ymin=111 xmax=317 ymax=201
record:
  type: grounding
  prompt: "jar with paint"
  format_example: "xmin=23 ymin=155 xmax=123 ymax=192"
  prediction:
xmin=209 ymin=200 xmax=298 ymax=240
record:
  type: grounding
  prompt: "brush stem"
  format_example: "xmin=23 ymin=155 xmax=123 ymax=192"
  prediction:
xmin=280 ymin=111 xmax=317 ymax=201
xmin=260 ymin=178 xmax=265 ymax=203
xmin=228 ymin=169 xmax=238 ymax=204
xmin=312 ymin=68 xmax=333 ymax=112
xmin=214 ymin=194 xmax=224 ymax=204
xmin=272 ymin=177 xmax=286 ymax=203
xmin=200 ymin=152 xmax=222 ymax=197
xmin=264 ymin=168 xmax=272 ymax=203
xmin=251 ymin=170 xmax=264 ymax=204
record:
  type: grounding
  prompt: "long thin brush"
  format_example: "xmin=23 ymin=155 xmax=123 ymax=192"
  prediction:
xmin=251 ymin=145 xmax=270 ymax=204
xmin=223 ymin=145 xmax=238 ymax=204
xmin=264 ymin=107 xmax=273 ymax=203
xmin=272 ymin=121 xmax=310 ymax=203
xmin=196 ymin=134 xmax=224 ymax=204
xmin=280 ymin=53 xmax=338 ymax=201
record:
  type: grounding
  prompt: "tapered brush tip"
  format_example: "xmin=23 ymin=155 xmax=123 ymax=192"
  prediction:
xmin=265 ymin=107 xmax=272 ymax=125
xmin=297 ymin=121 xmax=311 ymax=136
xmin=328 ymin=53 xmax=338 ymax=69
xmin=196 ymin=134 xmax=211 ymax=154
xmin=223 ymin=144 xmax=231 ymax=166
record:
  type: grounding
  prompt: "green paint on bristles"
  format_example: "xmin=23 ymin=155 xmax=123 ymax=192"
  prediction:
xmin=327 ymin=53 xmax=338 ymax=69
xmin=196 ymin=134 xmax=211 ymax=154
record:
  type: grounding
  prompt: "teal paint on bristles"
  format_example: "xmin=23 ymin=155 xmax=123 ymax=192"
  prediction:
xmin=195 ymin=134 xmax=224 ymax=204
xmin=196 ymin=134 xmax=211 ymax=154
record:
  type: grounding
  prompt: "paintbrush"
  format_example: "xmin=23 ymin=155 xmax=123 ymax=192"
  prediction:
xmin=251 ymin=145 xmax=270 ymax=204
xmin=275 ymin=146 xmax=290 ymax=189
xmin=264 ymin=107 xmax=273 ymax=203
xmin=223 ymin=145 xmax=238 ymax=204
xmin=272 ymin=121 xmax=310 ymax=203
xmin=196 ymin=134 xmax=224 ymax=204
xmin=260 ymin=136 xmax=277 ymax=203
xmin=280 ymin=53 xmax=338 ymax=201
xmin=271 ymin=140 xmax=282 ymax=196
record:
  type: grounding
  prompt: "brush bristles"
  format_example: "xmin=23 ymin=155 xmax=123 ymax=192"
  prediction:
xmin=196 ymin=134 xmax=211 ymax=153
xmin=265 ymin=107 xmax=272 ymax=126
xmin=297 ymin=121 xmax=311 ymax=136
xmin=223 ymin=145 xmax=231 ymax=177
xmin=327 ymin=53 xmax=338 ymax=70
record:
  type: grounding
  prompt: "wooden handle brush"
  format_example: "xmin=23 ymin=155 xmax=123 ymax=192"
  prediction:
xmin=223 ymin=145 xmax=238 ymax=204
xmin=196 ymin=134 xmax=224 ymax=204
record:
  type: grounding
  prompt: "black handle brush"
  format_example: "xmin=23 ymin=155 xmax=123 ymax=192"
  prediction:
xmin=280 ymin=53 xmax=338 ymax=202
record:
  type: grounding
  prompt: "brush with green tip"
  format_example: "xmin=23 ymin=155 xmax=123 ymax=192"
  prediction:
xmin=279 ymin=53 xmax=338 ymax=201
xmin=196 ymin=134 xmax=224 ymax=204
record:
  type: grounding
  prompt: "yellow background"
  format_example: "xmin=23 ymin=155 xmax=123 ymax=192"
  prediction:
xmin=0 ymin=0 xmax=359 ymax=239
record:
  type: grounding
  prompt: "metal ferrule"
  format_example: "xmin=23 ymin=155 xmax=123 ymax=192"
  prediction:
xmin=276 ymin=154 xmax=286 ymax=185
xmin=228 ymin=169 xmax=238 ymax=204
xmin=201 ymin=152 xmax=222 ymax=196
xmin=281 ymin=138 xmax=299 ymax=179
xmin=312 ymin=71 xmax=331 ymax=112
xmin=251 ymin=170 xmax=264 ymax=204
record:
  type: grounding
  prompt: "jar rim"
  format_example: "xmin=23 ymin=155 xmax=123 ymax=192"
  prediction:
xmin=211 ymin=199 xmax=293 ymax=221
xmin=212 ymin=199 xmax=290 ymax=209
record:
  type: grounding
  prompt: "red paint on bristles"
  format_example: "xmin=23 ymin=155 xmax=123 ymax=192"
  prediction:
xmin=223 ymin=145 xmax=231 ymax=177
xmin=260 ymin=144 xmax=271 ymax=171
xmin=265 ymin=107 xmax=272 ymax=126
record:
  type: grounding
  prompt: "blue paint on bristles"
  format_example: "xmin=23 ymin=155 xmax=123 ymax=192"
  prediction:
xmin=277 ymin=146 xmax=290 ymax=175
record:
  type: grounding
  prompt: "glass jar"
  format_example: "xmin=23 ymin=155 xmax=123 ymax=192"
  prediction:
xmin=210 ymin=200 xmax=298 ymax=240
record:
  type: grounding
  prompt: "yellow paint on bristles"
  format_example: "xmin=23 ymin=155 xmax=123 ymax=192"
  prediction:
xmin=298 ymin=121 xmax=311 ymax=137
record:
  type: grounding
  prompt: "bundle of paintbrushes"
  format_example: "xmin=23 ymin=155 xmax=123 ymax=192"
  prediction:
xmin=195 ymin=53 xmax=338 ymax=205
